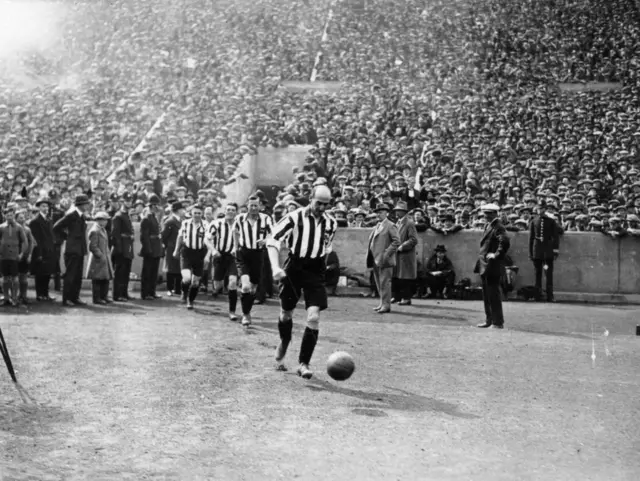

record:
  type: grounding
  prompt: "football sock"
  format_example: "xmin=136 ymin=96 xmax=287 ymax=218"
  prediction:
xmin=228 ymin=289 xmax=237 ymax=313
xmin=298 ymin=327 xmax=319 ymax=365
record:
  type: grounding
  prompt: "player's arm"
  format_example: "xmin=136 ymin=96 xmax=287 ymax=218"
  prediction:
xmin=232 ymin=218 xmax=241 ymax=255
xmin=207 ymin=223 xmax=220 ymax=258
xmin=266 ymin=214 xmax=295 ymax=279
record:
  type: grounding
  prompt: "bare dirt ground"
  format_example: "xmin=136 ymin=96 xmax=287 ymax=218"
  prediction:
xmin=1 ymin=293 xmax=639 ymax=481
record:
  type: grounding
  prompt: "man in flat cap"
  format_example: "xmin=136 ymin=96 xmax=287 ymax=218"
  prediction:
xmin=474 ymin=203 xmax=511 ymax=329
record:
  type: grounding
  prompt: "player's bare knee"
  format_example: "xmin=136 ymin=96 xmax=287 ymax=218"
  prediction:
xmin=280 ymin=309 xmax=293 ymax=322
xmin=306 ymin=311 xmax=320 ymax=330
xmin=241 ymin=283 xmax=252 ymax=294
xmin=180 ymin=271 xmax=191 ymax=284
xmin=228 ymin=277 xmax=238 ymax=290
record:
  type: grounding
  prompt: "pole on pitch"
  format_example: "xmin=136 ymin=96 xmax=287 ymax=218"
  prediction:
xmin=0 ymin=327 xmax=17 ymax=382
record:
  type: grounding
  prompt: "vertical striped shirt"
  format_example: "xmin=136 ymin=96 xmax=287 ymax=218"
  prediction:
xmin=208 ymin=218 xmax=235 ymax=253
xmin=178 ymin=218 xmax=208 ymax=250
xmin=268 ymin=206 xmax=338 ymax=259
xmin=233 ymin=212 xmax=273 ymax=249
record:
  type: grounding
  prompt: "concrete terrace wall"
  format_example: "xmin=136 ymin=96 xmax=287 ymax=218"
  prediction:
xmin=329 ymin=229 xmax=639 ymax=295
xmin=70 ymin=226 xmax=639 ymax=295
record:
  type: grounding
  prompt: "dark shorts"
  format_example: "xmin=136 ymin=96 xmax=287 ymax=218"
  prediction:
xmin=18 ymin=259 xmax=29 ymax=275
xmin=213 ymin=252 xmax=238 ymax=281
xmin=279 ymin=255 xmax=327 ymax=312
xmin=235 ymin=247 xmax=263 ymax=285
xmin=180 ymin=247 xmax=207 ymax=277
xmin=0 ymin=259 xmax=19 ymax=277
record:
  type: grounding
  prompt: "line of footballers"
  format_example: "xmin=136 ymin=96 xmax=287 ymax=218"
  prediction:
xmin=175 ymin=186 xmax=337 ymax=379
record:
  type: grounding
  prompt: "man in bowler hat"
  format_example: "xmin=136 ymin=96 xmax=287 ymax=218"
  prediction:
xmin=474 ymin=203 xmax=511 ymax=329
xmin=53 ymin=194 xmax=90 ymax=306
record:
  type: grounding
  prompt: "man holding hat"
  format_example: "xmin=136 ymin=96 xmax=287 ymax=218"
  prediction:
xmin=391 ymin=200 xmax=418 ymax=305
xmin=366 ymin=202 xmax=400 ymax=314
xmin=161 ymin=201 xmax=184 ymax=297
xmin=111 ymin=192 xmax=135 ymax=302
xmin=139 ymin=194 xmax=163 ymax=300
xmin=474 ymin=203 xmax=511 ymax=329
xmin=529 ymin=199 xmax=561 ymax=302
xmin=53 ymin=194 xmax=91 ymax=306
xmin=28 ymin=197 xmax=57 ymax=301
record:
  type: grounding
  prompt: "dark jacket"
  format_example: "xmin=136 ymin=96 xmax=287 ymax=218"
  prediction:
xmin=28 ymin=213 xmax=57 ymax=275
xmin=529 ymin=215 xmax=561 ymax=260
xmin=474 ymin=219 xmax=510 ymax=279
xmin=50 ymin=207 xmax=65 ymax=246
xmin=111 ymin=210 xmax=134 ymax=259
xmin=53 ymin=209 xmax=87 ymax=256
xmin=139 ymin=213 xmax=163 ymax=258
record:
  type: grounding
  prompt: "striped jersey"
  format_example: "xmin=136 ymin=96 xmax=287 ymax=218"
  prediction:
xmin=178 ymin=218 xmax=208 ymax=250
xmin=268 ymin=206 xmax=338 ymax=259
xmin=233 ymin=212 xmax=273 ymax=249
xmin=208 ymin=218 xmax=235 ymax=253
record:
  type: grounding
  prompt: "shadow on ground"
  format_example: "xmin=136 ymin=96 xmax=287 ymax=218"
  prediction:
xmin=305 ymin=379 xmax=479 ymax=419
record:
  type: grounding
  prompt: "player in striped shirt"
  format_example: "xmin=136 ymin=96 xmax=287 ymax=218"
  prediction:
xmin=173 ymin=204 xmax=212 ymax=309
xmin=266 ymin=185 xmax=338 ymax=379
xmin=232 ymin=196 xmax=273 ymax=327
xmin=208 ymin=202 xmax=239 ymax=321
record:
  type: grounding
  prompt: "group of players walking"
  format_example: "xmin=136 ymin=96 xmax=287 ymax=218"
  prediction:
xmin=0 ymin=186 xmax=337 ymax=380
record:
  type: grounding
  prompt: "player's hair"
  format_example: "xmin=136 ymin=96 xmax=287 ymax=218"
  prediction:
xmin=227 ymin=202 xmax=238 ymax=210
xmin=247 ymin=196 xmax=259 ymax=203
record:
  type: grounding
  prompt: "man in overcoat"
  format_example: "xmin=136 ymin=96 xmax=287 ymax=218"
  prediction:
xmin=28 ymin=197 xmax=57 ymax=301
xmin=53 ymin=194 xmax=90 ymax=306
xmin=366 ymin=203 xmax=400 ymax=314
xmin=139 ymin=194 xmax=163 ymax=300
xmin=391 ymin=201 xmax=418 ymax=305
xmin=474 ymin=203 xmax=511 ymax=329
xmin=529 ymin=199 xmax=561 ymax=302
xmin=86 ymin=211 xmax=114 ymax=304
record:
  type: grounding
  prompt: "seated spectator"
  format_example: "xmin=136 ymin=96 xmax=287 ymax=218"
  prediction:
xmin=425 ymin=245 xmax=455 ymax=299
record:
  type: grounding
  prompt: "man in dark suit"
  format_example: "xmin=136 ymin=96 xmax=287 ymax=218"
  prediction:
xmin=53 ymin=194 xmax=90 ymax=306
xmin=28 ymin=197 xmax=57 ymax=301
xmin=474 ymin=203 xmax=511 ymax=329
xmin=111 ymin=192 xmax=135 ymax=301
xmin=139 ymin=195 xmax=163 ymax=300
xmin=529 ymin=200 xmax=561 ymax=302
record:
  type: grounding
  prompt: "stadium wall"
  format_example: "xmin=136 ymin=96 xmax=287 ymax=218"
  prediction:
xmin=68 ymin=226 xmax=639 ymax=295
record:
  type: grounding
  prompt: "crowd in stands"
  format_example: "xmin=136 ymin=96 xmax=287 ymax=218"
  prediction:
xmin=1 ymin=0 xmax=639 ymax=235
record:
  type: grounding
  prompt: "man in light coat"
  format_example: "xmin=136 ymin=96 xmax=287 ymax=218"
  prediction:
xmin=366 ymin=203 xmax=400 ymax=314
xmin=391 ymin=201 xmax=418 ymax=305
xmin=86 ymin=212 xmax=114 ymax=304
